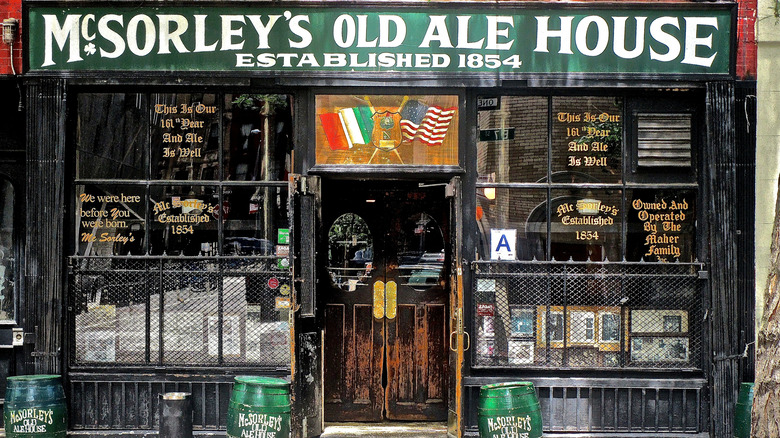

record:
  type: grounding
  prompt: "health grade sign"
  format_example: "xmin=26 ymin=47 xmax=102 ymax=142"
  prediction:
xmin=28 ymin=6 xmax=732 ymax=75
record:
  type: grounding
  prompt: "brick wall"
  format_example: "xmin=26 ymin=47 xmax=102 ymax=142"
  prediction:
xmin=0 ymin=0 xmax=22 ymax=76
xmin=738 ymin=0 xmax=758 ymax=79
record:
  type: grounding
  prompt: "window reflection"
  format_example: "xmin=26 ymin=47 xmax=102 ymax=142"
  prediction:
xmin=476 ymin=189 xmax=547 ymax=261
xmin=224 ymin=94 xmax=293 ymax=182
xmin=76 ymin=184 xmax=146 ymax=256
xmin=149 ymin=186 xmax=219 ymax=256
xmin=477 ymin=96 xmax=548 ymax=183
xmin=396 ymin=213 xmax=445 ymax=290
xmin=77 ymin=93 xmax=147 ymax=180
xmin=327 ymin=213 xmax=373 ymax=291
xmin=0 ymin=179 xmax=13 ymax=321
xmin=151 ymin=93 xmax=220 ymax=181
xmin=223 ymin=186 xmax=289 ymax=258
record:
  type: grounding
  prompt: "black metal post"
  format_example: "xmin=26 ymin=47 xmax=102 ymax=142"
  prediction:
xmin=159 ymin=392 xmax=193 ymax=438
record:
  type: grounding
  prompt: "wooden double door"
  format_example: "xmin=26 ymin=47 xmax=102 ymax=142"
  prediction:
xmin=322 ymin=181 xmax=450 ymax=422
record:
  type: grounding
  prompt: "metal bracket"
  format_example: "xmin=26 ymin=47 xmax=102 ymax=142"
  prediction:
xmin=31 ymin=351 xmax=58 ymax=357
xmin=12 ymin=328 xmax=22 ymax=346
xmin=445 ymin=181 xmax=456 ymax=198
xmin=295 ymin=175 xmax=320 ymax=196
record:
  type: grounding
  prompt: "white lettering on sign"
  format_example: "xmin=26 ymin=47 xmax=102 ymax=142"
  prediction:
xmin=534 ymin=15 xmax=719 ymax=67
xmin=485 ymin=414 xmax=534 ymax=437
xmin=234 ymin=412 xmax=284 ymax=438
xmin=8 ymin=408 xmax=56 ymax=434
xmin=35 ymin=10 xmax=725 ymax=71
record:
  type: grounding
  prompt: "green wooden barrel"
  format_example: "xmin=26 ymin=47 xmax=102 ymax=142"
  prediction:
xmin=478 ymin=382 xmax=543 ymax=438
xmin=226 ymin=376 xmax=290 ymax=438
xmin=734 ymin=382 xmax=754 ymax=438
xmin=3 ymin=375 xmax=67 ymax=438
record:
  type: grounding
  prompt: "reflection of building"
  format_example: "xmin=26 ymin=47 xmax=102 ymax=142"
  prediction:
xmin=9 ymin=4 xmax=755 ymax=438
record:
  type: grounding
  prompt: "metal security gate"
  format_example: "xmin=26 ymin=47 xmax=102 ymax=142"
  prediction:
xmin=67 ymin=255 xmax=291 ymax=430
xmin=467 ymin=260 xmax=709 ymax=435
xmin=471 ymin=261 xmax=706 ymax=370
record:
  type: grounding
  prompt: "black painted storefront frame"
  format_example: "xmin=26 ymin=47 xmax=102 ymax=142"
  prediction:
xmin=19 ymin=2 xmax=749 ymax=437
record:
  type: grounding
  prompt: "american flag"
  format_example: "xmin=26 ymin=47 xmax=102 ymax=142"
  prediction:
xmin=400 ymin=100 xmax=457 ymax=146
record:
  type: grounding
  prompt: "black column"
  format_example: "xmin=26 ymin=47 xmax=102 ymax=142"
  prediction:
xmin=705 ymin=81 xmax=740 ymax=437
xmin=24 ymin=78 xmax=66 ymax=374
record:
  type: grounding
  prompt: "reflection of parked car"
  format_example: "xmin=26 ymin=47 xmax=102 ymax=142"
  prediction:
xmin=420 ymin=251 xmax=445 ymax=264
xmin=399 ymin=251 xmax=445 ymax=290
xmin=409 ymin=269 xmax=441 ymax=286
xmin=223 ymin=237 xmax=274 ymax=255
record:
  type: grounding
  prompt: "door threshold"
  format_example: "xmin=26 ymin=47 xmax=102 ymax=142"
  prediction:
xmin=322 ymin=421 xmax=447 ymax=437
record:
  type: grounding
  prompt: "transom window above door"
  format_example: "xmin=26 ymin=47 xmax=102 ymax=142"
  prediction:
xmin=315 ymin=94 xmax=459 ymax=166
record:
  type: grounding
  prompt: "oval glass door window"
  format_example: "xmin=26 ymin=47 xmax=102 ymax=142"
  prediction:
xmin=327 ymin=213 xmax=373 ymax=291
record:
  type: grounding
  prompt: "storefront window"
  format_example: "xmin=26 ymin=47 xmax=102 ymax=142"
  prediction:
xmin=151 ymin=93 xmax=220 ymax=180
xmin=550 ymin=189 xmax=622 ymax=262
xmin=315 ymin=94 xmax=458 ymax=166
xmin=473 ymin=94 xmax=701 ymax=371
xmin=626 ymin=189 xmax=696 ymax=262
xmin=77 ymin=93 xmax=147 ymax=180
xmin=224 ymin=186 xmax=289 ymax=256
xmin=478 ymin=96 xmax=548 ymax=183
xmin=149 ymin=185 xmax=219 ymax=256
xmin=551 ymin=97 xmax=623 ymax=184
xmin=76 ymin=184 xmax=146 ymax=256
xmin=71 ymin=92 xmax=293 ymax=367
xmin=0 ymin=179 xmax=14 ymax=322
xmin=476 ymin=189 xmax=547 ymax=261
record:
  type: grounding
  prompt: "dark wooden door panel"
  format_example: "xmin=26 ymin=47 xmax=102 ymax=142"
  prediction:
xmin=352 ymin=304 xmax=381 ymax=406
xmin=324 ymin=305 xmax=344 ymax=403
xmin=322 ymin=182 xmax=449 ymax=422
xmin=426 ymin=304 xmax=447 ymax=402
xmin=324 ymin=303 xmax=383 ymax=422
xmin=386 ymin=302 xmax=448 ymax=420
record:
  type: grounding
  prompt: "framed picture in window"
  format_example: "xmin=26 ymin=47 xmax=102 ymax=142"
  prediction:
xmin=208 ymin=315 xmax=240 ymax=357
xmin=536 ymin=306 xmax=564 ymax=348
xmin=631 ymin=309 xmax=688 ymax=334
xmin=477 ymin=338 xmax=495 ymax=361
xmin=568 ymin=309 xmax=596 ymax=345
xmin=508 ymin=340 xmax=535 ymax=365
xmin=663 ymin=315 xmax=682 ymax=333
xmin=164 ymin=312 xmax=203 ymax=352
xmin=510 ymin=306 xmax=535 ymax=338
xmin=630 ymin=336 xmax=689 ymax=363
xmin=598 ymin=310 xmax=622 ymax=352
xmin=602 ymin=351 xmax=620 ymax=367
xmin=83 ymin=330 xmax=116 ymax=362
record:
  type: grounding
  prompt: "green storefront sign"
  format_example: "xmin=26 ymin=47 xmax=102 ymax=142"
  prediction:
xmin=28 ymin=6 xmax=732 ymax=75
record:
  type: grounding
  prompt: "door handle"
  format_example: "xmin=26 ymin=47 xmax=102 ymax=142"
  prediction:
xmin=385 ymin=281 xmax=397 ymax=319
xmin=449 ymin=307 xmax=470 ymax=352
xmin=373 ymin=281 xmax=385 ymax=319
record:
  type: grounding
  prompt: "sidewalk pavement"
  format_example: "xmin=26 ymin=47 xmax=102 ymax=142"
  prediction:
xmin=321 ymin=422 xmax=448 ymax=438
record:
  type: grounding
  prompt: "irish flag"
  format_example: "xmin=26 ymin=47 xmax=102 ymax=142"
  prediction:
xmin=400 ymin=101 xmax=457 ymax=146
xmin=320 ymin=106 xmax=374 ymax=150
